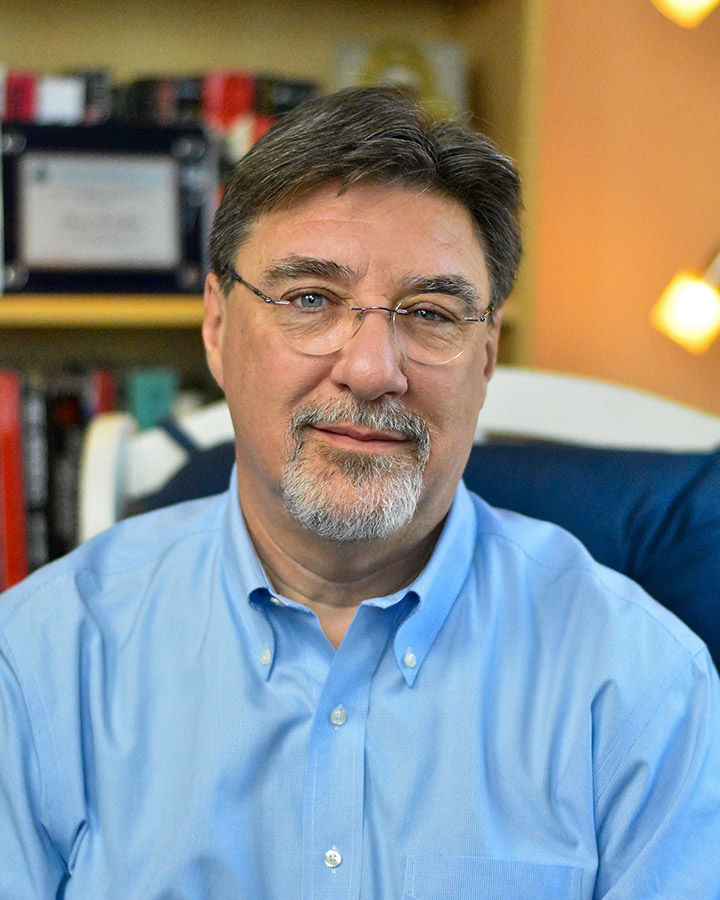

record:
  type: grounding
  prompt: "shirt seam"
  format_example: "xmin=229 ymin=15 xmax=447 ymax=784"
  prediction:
xmin=594 ymin=647 xmax=711 ymax=804
xmin=476 ymin=525 xmax=703 ymax=656
xmin=4 ymin=521 xmax=223 ymax=605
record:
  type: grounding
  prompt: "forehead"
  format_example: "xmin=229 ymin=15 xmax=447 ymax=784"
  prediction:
xmin=237 ymin=181 xmax=489 ymax=288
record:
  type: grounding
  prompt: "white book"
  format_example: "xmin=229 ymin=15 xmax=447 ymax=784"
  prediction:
xmin=36 ymin=75 xmax=85 ymax=125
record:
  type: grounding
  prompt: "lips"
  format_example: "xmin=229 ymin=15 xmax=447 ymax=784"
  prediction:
xmin=316 ymin=424 xmax=406 ymax=443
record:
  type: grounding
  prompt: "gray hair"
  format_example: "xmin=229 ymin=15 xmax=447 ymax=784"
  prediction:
xmin=209 ymin=87 xmax=522 ymax=310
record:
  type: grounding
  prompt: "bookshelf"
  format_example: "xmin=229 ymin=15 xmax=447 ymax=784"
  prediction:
xmin=1 ymin=0 xmax=542 ymax=371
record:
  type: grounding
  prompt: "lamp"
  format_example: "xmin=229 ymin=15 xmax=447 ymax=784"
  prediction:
xmin=649 ymin=0 xmax=720 ymax=27
xmin=651 ymin=248 xmax=720 ymax=354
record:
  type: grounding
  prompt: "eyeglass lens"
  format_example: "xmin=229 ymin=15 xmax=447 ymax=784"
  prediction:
xmin=275 ymin=299 xmax=471 ymax=364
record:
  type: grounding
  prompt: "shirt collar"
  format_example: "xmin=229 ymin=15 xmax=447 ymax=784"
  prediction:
xmin=219 ymin=465 xmax=478 ymax=685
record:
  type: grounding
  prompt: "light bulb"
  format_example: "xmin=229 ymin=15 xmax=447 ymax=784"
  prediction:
xmin=649 ymin=0 xmax=720 ymax=27
xmin=651 ymin=272 xmax=720 ymax=353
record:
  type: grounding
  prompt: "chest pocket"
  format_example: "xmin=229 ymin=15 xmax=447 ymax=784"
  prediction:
xmin=402 ymin=855 xmax=584 ymax=900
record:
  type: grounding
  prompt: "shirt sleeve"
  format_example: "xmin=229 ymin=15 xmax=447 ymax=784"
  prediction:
xmin=594 ymin=647 xmax=720 ymax=899
xmin=0 ymin=640 xmax=67 ymax=898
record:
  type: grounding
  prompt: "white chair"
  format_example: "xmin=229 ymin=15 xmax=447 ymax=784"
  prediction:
xmin=78 ymin=366 xmax=720 ymax=542
xmin=78 ymin=400 xmax=233 ymax=542
xmin=475 ymin=367 xmax=720 ymax=451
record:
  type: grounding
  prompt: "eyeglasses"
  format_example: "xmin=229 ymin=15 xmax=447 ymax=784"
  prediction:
xmin=225 ymin=266 xmax=493 ymax=365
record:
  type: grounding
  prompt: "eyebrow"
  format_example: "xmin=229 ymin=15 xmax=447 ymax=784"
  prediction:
xmin=402 ymin=275 xmax=481 ymax=310
xmin=260 ymin=255 xmax=358 ymax=287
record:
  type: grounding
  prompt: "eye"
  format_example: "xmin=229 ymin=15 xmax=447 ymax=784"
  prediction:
xmin=404 ymin=302 xmax=459 ymax=324
xmin=289 ymin=291 xmax=330 ymax=310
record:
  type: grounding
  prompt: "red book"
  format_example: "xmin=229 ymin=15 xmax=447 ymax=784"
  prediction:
xmin=4 ymin=70 xmax=38 ymax=123
xmin=0 ymin=371 xmax=28 ymax=590
xmin=202 ymin=71 xmax=256 ymax=132
xmin=87 ymin=369 xmax=117 ymax=416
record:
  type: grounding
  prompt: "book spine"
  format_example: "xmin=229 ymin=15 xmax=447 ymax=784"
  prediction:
xmin=202 ymin=71 xmax=256 ymax=132
xmin=21 ymin=375 xmax=49 ymax=573
xmin=4 ymin=70 xmax=38 ymax=123
xmin=65 ymin=69 xmax=113 ymax=124
xmin=45 ymin=380 xmax=85 ymax=561
xmin=0 ymin=371 xmax=29 ymax=590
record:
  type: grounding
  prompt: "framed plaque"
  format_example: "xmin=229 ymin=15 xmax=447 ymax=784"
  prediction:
xmin=1 ymin=124 xmax=217 ymax=293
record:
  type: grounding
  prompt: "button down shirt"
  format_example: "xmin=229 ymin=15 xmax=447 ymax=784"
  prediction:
xmin=1 ymin=468 xmax=719 ymax=899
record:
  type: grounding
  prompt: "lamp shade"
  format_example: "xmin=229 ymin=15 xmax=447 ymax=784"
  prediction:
xmin=651 ymin=272 xmax=720 ymax=353
xmin=649 ymin=0 xmax=720 ymax=27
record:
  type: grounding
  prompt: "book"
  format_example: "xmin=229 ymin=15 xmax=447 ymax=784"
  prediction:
xmin=21 ymin=374 xmax=49 ymax=572
xmin=65 ymin=69 xmax=113 ymax=124
xmin=202 ymin=71 xmax=258 ymax=163
xmin=86 ymin=369 xmax=118 ymax=416
xmin=45 ymin=378 xmax=85 ymax=561
xmin=175 ymin=76 xmax=204 ymax=124
xmin=36 ymin=75 xmax=86 ymax=124
xmin=4 ymin=70 xmax=38 ymax=123
xmin=202 ymin=71 xmax=256 ymax=132
xmin=0 ymin=370 xmax=28 ymax=590
xmin=255 ymin=75 xmax=317 ymax=116
xmin=126 ymin=368 xmax=178 ymax=431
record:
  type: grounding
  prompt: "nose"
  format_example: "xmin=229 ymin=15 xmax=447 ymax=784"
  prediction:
xmin=329 ymin=308 xmax=408 ymax=401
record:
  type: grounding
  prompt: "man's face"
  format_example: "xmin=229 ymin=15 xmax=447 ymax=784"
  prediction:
xmin=203 ymin=181 xmax=500 ymax=541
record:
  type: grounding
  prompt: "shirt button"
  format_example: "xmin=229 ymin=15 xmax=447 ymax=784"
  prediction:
xmin=269 ymin=595 xmax=285 ymax=606
xmin=260 ymin=649 xmax=272 ymax=666
xmin=404 ymin=651 xmax=417 ymax=668
xmin=324 ymin=848 xmax=342 ymax=868
xmin=329 ymin=705 xmax=347 ymax=726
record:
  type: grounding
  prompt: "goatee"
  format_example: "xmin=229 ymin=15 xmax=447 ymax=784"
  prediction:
xmin=281 ymin=399 xmax=431 ymax=541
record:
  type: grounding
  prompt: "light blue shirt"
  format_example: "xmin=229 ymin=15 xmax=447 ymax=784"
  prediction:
xmin=1 ymin=469 xmax=719 ymax=899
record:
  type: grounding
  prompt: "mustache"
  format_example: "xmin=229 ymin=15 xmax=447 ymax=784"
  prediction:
xmin=289 ymin=399 xmax=431 ymax=459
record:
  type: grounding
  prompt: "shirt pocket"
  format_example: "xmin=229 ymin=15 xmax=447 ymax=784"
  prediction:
xmin=402 ymin=855 xmax=584 ymax=900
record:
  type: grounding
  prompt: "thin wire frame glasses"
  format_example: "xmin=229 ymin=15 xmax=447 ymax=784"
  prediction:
xmin=225 ymin=265 xmax=494 ymax=365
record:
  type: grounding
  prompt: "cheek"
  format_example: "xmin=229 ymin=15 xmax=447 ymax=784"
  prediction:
xmin=420 ymin=356 xmax=490 ymax=466
xmin=221 ymin=325 xmax=329 ymax=445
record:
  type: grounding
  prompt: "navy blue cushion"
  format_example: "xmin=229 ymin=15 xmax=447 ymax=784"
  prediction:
xmin=141 ymin=438 xmax=720 ymax=666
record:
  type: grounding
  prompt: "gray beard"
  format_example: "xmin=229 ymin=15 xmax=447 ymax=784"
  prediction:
xmin=281 ymin=399 xmax=431 ymax=542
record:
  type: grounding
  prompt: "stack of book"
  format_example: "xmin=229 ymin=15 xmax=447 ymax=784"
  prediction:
xmin=0 ymin=366 xmax=215 ymax=591
xmin=1 ymin=68 xmax=318 ymax=167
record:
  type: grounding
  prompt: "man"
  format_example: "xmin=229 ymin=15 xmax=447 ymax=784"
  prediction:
xmin=1 ymin=88 xmax=719 ymax=898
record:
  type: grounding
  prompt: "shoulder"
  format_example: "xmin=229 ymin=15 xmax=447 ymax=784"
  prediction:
xmin=0 ymin=493 xmax=226 ymax=647
xmin=466 ymin=491 xmax=708 ymax=680
xmin=471 ymin=490 xmax=705 ymax=644
xmin=465 ymin=492 xmax=719 ymax=790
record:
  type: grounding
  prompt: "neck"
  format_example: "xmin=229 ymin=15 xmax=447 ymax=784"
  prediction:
xmin=239 ymin=490 xmax=445 ymax=648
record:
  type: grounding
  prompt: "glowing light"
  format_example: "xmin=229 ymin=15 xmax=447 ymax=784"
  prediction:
xmin=649 ymin=0 xmax=720 ymax=27
xmin=651 ymin=272 xmax=720 ymax=354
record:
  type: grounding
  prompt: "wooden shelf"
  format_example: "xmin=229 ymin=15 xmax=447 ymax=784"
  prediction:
xmin=0 ymin=296 xmax=204 ymax=328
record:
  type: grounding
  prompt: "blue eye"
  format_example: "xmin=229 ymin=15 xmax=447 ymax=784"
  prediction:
xmin=405 ymin=304 xmax=458 ymax=324
xmin=294 ymin=292 xmax=328 ymax=310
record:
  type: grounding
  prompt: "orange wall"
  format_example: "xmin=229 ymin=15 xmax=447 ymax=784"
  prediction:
xmin=532 ymin=0 xmax=720 ymax=414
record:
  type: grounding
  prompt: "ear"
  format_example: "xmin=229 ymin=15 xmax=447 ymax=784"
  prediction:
xmin=483 ymin=307 xmax=503 ymax=380
xmin=202 ymin=273 xmax=228 ymax=390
